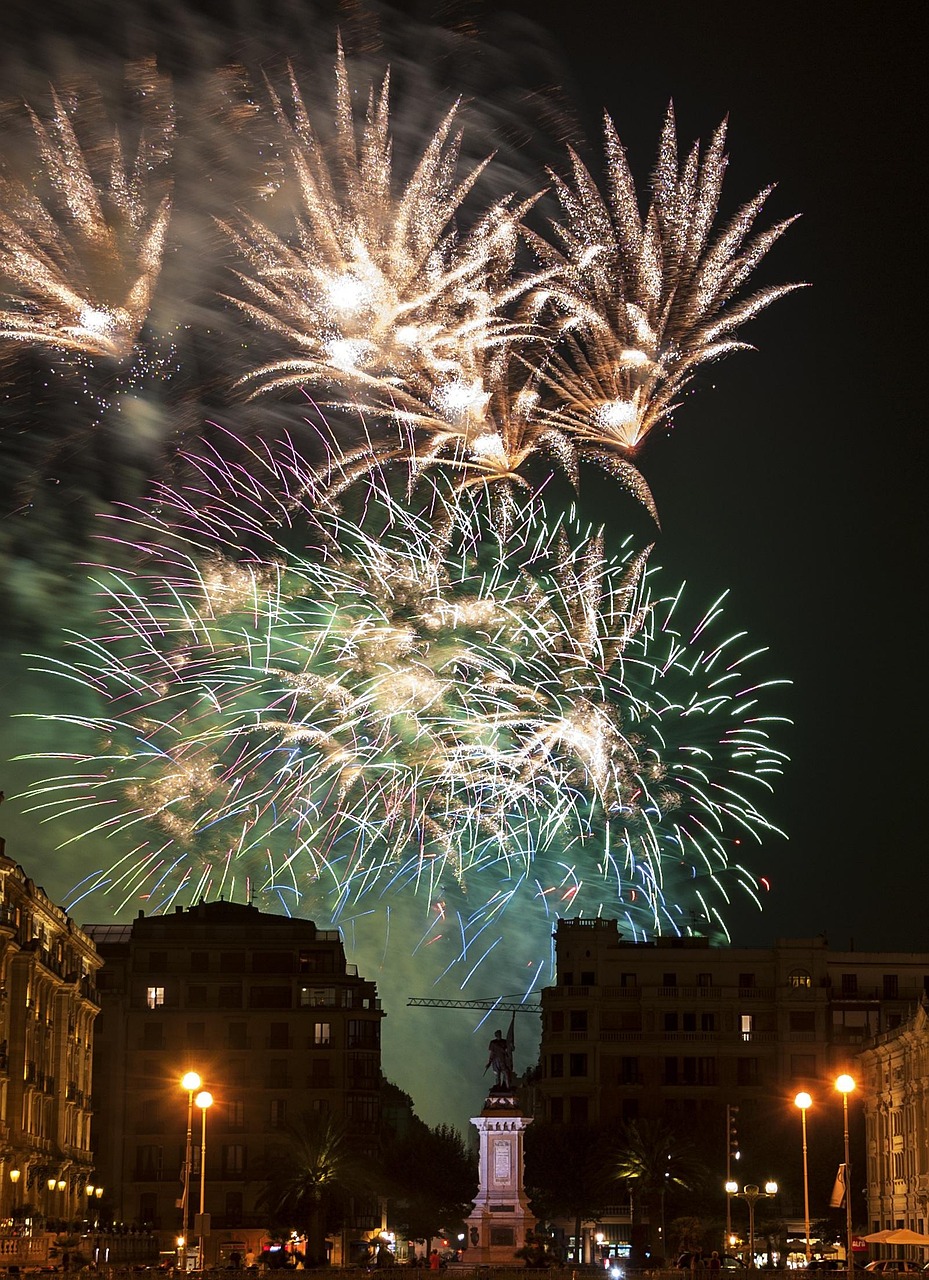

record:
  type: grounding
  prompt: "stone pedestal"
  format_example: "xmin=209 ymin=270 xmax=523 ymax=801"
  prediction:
xmin=465 ymin=1088 xmax=533 ymax=1265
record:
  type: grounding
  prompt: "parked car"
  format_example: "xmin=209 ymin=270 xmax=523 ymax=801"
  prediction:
xmin=864 ymin=1264 xmax=923 ymax=1275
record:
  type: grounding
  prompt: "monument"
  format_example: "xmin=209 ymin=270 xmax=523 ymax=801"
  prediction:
xmin=465 ymin=1016 xmax=534 ymax=1264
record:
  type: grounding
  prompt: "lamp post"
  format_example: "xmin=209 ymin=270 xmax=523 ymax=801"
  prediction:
xmin=180 ymin=1071 xmax=202 ymax=1273
xmin=195 ymin=1090 xmax=213 ymax=1271
xmin=9 ymin=1168 xmax=20 ymax=1221
xmin=725 ymin=1181 xmax=778 ymax=1269
xmin=795 ymin=1093 xmax=813 ymax=1264
xmin=836 ymin=1075 xmax=856 ymax=1280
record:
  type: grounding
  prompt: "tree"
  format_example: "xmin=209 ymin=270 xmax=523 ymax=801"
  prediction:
xmin=612 ymin=1119 xmax=705 ymax=1268
xmin=524 ymin=1121 xmax=615 ymax=1263
xmin=380 ymin=1120 xmax=477 ymax=1251
xmin=257 ymin=1111 xmax=370 ymax=1266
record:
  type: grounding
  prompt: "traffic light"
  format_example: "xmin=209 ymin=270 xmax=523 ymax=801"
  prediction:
xmin=727 ymin=1104 xmax=740 ymax=1163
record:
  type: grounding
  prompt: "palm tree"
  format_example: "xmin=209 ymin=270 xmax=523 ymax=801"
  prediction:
xmin=258 ymin=1111 xmax=370 ymax=1265
xmin=612 ymin=1119 xmax=705 ymax=1267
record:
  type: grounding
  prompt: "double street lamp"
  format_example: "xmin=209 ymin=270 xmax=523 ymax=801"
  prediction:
xmin=180 ymin=1071 xmax=203 ymax=1272
xmin=725 ymin=1181 xmax=778 ymax=1269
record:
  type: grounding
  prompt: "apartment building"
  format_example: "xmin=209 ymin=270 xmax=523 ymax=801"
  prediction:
xmin=537 ymin=919 xmax=929 ymax=1229
xmin=0 ymin=843 xmax=101 ymax=1226
xmin=86 ymin=899 xmax=384 ymax=1260
xmin=858 ymin=999 xmax=929 ymax=1239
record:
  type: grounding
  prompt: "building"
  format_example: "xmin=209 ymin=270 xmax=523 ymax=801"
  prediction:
xmin=86 ymin=900 xmax=385 ymax=1263
xmin=0 ymin=842 xmax=101 ymax=1227
xmin=536 ymin=919 xmax=929 ymax=1254
xmin=858 ymin=998 xmax=929 ymax=1238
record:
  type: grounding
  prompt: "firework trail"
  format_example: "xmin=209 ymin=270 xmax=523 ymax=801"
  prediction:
xmin=16 ymin=436 xmax=787 ymax=978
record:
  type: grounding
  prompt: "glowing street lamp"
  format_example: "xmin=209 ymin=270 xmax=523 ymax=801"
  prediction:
xmin=195 ymin=1090 xmax=213 ymax=1270
xmin=836 ymin=1075 xmax=856 ymax=1280
xmin=795 ymin=1093 xmax=813 ymax=1264
xmin=180 ymin=1071 xmax=202 ymax=1272
xmin=725 ymin=1181 xmax=778 ymax=1269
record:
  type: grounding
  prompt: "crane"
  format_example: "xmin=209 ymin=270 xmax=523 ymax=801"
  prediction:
xmin=407 ymin=996 xmax=541 ymax=1012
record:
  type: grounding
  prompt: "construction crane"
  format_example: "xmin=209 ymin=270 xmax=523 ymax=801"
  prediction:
xmin=407 ymin=996 xmax=541 ymax=1012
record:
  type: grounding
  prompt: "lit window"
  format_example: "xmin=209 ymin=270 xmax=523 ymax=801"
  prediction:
xmin=740 ymin=1014 xmax=753 ymax=1041
xmin=146 ymin=987 xmax=165 ymax=1009
xmin=314 ymin=1022 xmax=331 ymax=1046
xmin=788 ymin=969 xmax=812 ymax=989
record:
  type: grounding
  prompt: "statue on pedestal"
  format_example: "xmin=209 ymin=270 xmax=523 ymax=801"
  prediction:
xmin=485 ymin=1027 xmax=514 ymax=1090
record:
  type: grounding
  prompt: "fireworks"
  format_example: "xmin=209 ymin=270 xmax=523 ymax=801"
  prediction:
xmin=1 ymin=39 xmax=796 ymax=977
xmin=18 ymin=437 xmax=787 ymax=967
xmin=0 ymin=61 xmax=174 ymax=361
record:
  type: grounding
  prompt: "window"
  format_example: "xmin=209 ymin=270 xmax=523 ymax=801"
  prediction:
xmin=146 ymin=986 xmax=165 ymax=1009
xmin=700 ymin=1012 xmax=716 ymax=1032
xmin=228 ymin=1100 xmax=245 ymax=1130
xmin=137 ymin=1144 xmax=163 ymax=1175
xmin=268 ymin=1059 xmax=288 ymax=1088
xmin=789 ymin=1011 xmax=816 ymax=1032
xmin=142 ymin=1023 xmax=164 ymax=1049
xmin=348 ymin=1019 xmax=380 ymax=1048
xmin=568 ymin=1095 xmax=589 ymax=1123
xmin=569 ymin=1010 xmax=588 ymax=1033
xmin=682 ymin=1012 xmax=696 ymax=1032
xmin=222 ymin=1144 xmax=246 ymax=1175
xmin=618 ymin=1056 xmax=639 ymax=1084
xmin=186 ymin=1022 xmax=206 ymax=1048
xmin=549 ymin=1054 xmax=564 ymax=1078
xmin=662 ymin=973 xmax=677 ymax=987
xmin=313 ymin=1022 xmax=331 ymax=1047
xmin=300 ymin=986 xmax=335 ymax=1007
xmin=664 ymin=1012 xmax=678 ymax=1031
xmin=138 ymin=1192 xmax=157 ymax=1224
xmin=269 ymin=1099 xmax=287 ymax=1128
xmin=621 ymin=1098 xmax=639 ymax=1122
xmin=225 ymin=1192 xmax=243 ymax=1225
xmin=664 ymin=1058 xmax=678 ymax=1085
xmin=682 ymin=1057 xmax=717 ymax=1085
xmin=311 ymin=1098 xmax=329 ymax=1115
xmin=148 ymin=952 xmax=167 ymax=971
xmin=562 ymin=972 xmax=574 ymax=986
xmin=220 ymin=952 xmax=246 ymax=972
xmin=580 ymin=971 xmax=595 ymax=986
xmin=219 ymin=985 xmax=242 ymax=1009
xmin=841 ymin=973 xmax=858 ymax=996
xmin=249 ymin=986 xmax=291 ymax=1009
xmin=736 ymin=1057 xmax=759 ymax=1085
xmin=190 ymin=952 xmax=209 ymax=973
xmin=550 ymin=1011 xmax=564 ymax=1033
xmin=187 ymin=985 xmax=208 ymax=1007
xmin=788 ymin=969 xmax=812 ymax=988
xmin=253 ymin=951 xmax=293 ymax=974
xmin=346 ymin=1094 xmax=378 ymax=1124
xmin=738 ymin=973 xmax=756 ymax=989
xmin=883 ymin=974 xmax=899 ymax=999
xmin=697 ymin=973 xmax=713 ymax=987
xmin=568 ymin=1053 xmax=588 ymax=1077
xmin=310 ymin=1059 xmax=331 ymax=1087
xmin=227 ymin=1022 xmax=248 ymax=1049
xmin=620 ymin=973 xmax=637 ymax=988
xmin=269 ymin=1022 xmax=290 ymax=1049
xmin=549 ymin=1097 xmax=564 ymax=1122
xmin=740 ymin=1014 xmax=754 ymax=1041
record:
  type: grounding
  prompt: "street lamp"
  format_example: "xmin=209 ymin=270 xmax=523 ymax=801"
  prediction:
xmin=794 ymin=1093 xmax=813 ymax=1264
xmin=180 ymin=1071 xmax=202 ymax=1273
xmin=9 ymin=1167 xmax=20 ymax=1217
xmin=725 ymin=1181 xmax=778 ymax=1269
xmin=195 ymin=1090 xmax=213 ymax=1271
xmin=836 ymin=1075 xmax=856 ymax=1280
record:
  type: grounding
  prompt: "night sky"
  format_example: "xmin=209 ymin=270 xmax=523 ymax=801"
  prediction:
xmin=0 ymin=0 xmax=923 ymax=1129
